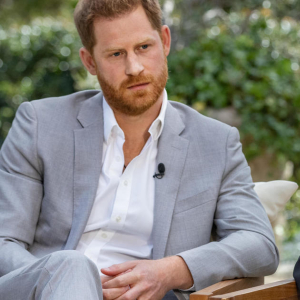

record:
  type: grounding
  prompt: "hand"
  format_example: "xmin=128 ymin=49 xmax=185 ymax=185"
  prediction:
xmin=101 ymin=270 xmax=131 ymax=300
xmin=101 ymin=260 xmax=168 ymax=300
xmin=101 ymin=256 xmax=193 ymax=300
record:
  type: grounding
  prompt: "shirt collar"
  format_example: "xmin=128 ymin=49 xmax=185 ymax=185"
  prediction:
xmin=148 ymin=89 xmax=168 ymax=141
xmin=103 ymin=89 xmax=168 ymax=143
xmin=103 ymin=96 xmax=123 ymax=143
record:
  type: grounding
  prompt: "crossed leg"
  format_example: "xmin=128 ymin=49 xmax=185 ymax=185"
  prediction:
xmin=0 ymin=250 xmax=103 ymax=300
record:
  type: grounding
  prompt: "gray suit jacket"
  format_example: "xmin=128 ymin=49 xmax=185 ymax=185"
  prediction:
xmin=0 ymin=90 xmax=278 ymax=293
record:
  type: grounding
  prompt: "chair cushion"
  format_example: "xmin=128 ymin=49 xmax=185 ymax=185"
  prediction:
xmin=254 ymin=181 xmax=298 ymax=222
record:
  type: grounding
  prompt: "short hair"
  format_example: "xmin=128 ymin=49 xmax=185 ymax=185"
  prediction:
xmin=74 ymin=0 xmax=163 ymax=53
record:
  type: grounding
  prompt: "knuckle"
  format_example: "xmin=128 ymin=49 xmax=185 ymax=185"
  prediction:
xmin=144 ymin=282 xmax=151 ymax=290
xmin=102 ymin=290 xmax=109 ymax=299
xmin=116 ymin=277 xmax=123 ymax=286
xmin=140 ymin=270 xmax=148 ymax=280
xmin=136 ymin=272 xmax=142 ymax=281
xmin=123 ymin=285 xmax=130 ymax=292
xmin=123 ymin=294 xmax=131 ymax=300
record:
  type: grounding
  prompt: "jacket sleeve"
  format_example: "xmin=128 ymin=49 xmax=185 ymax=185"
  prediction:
xmin=177 ymin=127 xmax=279 ymax=291
xmin=0 ymin=102 xmax=42 ymax=276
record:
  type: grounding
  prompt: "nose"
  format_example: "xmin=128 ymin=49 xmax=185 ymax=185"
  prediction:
xmin=125 ymin=53 xmax=144 ymax=76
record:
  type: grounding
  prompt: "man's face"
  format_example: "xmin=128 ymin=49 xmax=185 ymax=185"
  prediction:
xmin=89 ymin=5 xmax=170 ymax=116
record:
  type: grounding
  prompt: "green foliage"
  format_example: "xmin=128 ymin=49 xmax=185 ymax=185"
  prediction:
xmin=0 ymin=0 xmax=78 ymax=26
xmin=285 ymin=189 xmax=300 ymax=240
xmin=163 ymin=0 xmax=300 ymax=51
xmin=166 ymin=8 xmax=300 ymax=240
xmin=0 ymin=19 xmax=86 ymax=144
xmin=167 ymin=9 xmax=300 ymax=163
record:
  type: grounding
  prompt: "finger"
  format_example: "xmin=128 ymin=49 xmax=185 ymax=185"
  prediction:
xmin=101 ymin=269 xmax=133 ymax=288
xmin=120 ymin=269 xmax=133 ymax=276
xmin=103 ymin=286 xmax=130 ymax=300
xmin=101 ymin=275 xmax=114 ymax=284
xmin=101 ymin=261 xmax=138 ymax=276
xmin=102 ymin=271 xmax=138 ymax=289
xmin=115 ymin=285 xmax=142 ymax=300
xmin=101 ymin=269 xmax=132 ymax=281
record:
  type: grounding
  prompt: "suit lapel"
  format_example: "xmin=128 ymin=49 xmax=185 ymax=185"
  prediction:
xmin=153 ymin=102 xmax=190 ymax=259
xmin=65 ymin=95 xmax=189 ymax=254
xmin=65 ymin=92 xmax=104 ymax=250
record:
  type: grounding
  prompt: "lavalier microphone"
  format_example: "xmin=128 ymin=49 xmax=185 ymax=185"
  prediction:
xmin=153 ymin=163 xmax=165 ymax=179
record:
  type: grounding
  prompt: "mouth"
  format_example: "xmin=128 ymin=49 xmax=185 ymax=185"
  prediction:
xmin=127 ymin=82 xmax=150 ymax=90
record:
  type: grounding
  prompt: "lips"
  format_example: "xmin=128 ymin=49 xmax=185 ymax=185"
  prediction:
xmin=127 ymin=82 xmax=150 ymax=89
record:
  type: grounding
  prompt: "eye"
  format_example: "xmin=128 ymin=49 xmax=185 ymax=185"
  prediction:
xmin=141 ymin=44 xmax=149 ymax=50
xmin=113 ymin=52 xmax=121 ymax=57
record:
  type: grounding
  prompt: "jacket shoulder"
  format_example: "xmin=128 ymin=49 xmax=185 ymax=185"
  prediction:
xmin=30 ymin=90 xmax=100 ymax=112
xmin=169 ymin=100 xmax=233 ymax=137
xmin=23 ymin=90 xmax=101 ymax=126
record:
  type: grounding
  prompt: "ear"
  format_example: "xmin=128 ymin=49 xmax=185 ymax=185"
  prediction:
xmin=160 ymin=25 xmax=171 ymax=57
xmin=79 ymin=47 xmax=97 ymax=75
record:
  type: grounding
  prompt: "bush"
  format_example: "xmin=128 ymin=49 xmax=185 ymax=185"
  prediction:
xmin=0 ymin=18 xmax=86 ymax=144
xmin=167 ymin=9 xmax=300 ymax=163
xmin=166 ymin=8 xmax=300 ymax=240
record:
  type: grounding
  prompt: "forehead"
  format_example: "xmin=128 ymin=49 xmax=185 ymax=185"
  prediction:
xmin=93 ymin=5 xmax=160 ymax=50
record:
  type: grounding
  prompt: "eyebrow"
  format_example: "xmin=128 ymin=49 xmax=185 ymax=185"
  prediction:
xmin=102 ymin=37 xmax=156 ymax=54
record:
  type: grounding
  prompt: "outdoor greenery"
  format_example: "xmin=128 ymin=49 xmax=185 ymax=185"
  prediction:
xmin=168 ymin=8 xmax=300 ymax=171
xmin=0 ymin=19 xmax=82 ymax=143
xmin=166 ymin=6 xmax=300 ymax=240
xmin=0 ymin=0 xmax=78 ymax=25
xmin=0 ymin=0 xmax=299 ymax=241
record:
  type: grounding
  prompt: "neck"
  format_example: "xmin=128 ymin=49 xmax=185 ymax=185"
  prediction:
xmin=112 ymin=92 xmax=164 ymax=143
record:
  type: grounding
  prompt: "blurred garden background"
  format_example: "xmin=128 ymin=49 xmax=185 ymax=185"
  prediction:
xmin=0 ymin=0 xmax=300 ymax=282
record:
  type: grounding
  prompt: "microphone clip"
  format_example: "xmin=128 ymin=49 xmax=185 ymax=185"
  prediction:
xmin=153 ymin=163 xmax=165 ymax=179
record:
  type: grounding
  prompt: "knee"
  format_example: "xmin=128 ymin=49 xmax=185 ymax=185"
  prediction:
xmin=47 ymin=250 xmax=98 ymax=274
xmin=36 ymin=251 xmax=102 ymax=299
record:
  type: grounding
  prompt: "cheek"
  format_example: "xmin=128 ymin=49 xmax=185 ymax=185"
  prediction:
xmin=99 ymin=62 xmax=125 ymax=83
xmin=144 ymin=52 xmax=165 ymax=73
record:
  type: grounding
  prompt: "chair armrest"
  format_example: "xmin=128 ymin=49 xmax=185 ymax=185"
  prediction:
xmin=209 ymin=279 xmax=297 ymax=300
xmin=190 ymin=277 xmax=264 ymax=300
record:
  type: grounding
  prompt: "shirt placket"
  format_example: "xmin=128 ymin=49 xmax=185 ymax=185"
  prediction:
xmin=107 ymin=162 xmax=134 ymax=231
xmin=106 ymin=135 xmax=153 ymax=231
xmin=84 ymin=127 xmax=125 ymax=269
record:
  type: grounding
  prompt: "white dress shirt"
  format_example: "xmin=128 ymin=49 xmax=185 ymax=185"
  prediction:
xmin=76 ymin=90 xmax=168 ymax=274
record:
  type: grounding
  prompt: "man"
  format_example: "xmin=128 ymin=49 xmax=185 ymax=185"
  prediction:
xmin=0 ymin=0 xmax=279 ymax=299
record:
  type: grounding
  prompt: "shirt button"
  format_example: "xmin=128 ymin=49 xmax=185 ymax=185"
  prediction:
xmin=116 ymin=216 xmax=122 ymax=223
xmin=124 ymin=180 xmax=128 ymax=186
xmin=101 ymin=233 xmax=107 ymax=239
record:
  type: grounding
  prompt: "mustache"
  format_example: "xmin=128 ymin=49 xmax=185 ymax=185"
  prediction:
xmin=120 ymin=75 xmax=153 ymax=89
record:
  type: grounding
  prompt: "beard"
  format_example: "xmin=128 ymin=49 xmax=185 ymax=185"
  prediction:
xmin=96 ymin=57 xmax=169 ymax=116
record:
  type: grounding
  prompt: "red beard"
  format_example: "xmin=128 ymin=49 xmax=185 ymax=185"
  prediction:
xmin=96 ymin=57 xmax=168 ymax=116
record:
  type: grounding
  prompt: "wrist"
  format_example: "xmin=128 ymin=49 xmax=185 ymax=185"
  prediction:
xmin=158 ymin=256 xmax=194 ymax=290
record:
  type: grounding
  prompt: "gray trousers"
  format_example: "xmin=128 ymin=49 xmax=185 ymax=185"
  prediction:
xmin=0 ymin=250 xmax=178 ymax=300
xmin=0 ymin=250 xmax=103 ymax=300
